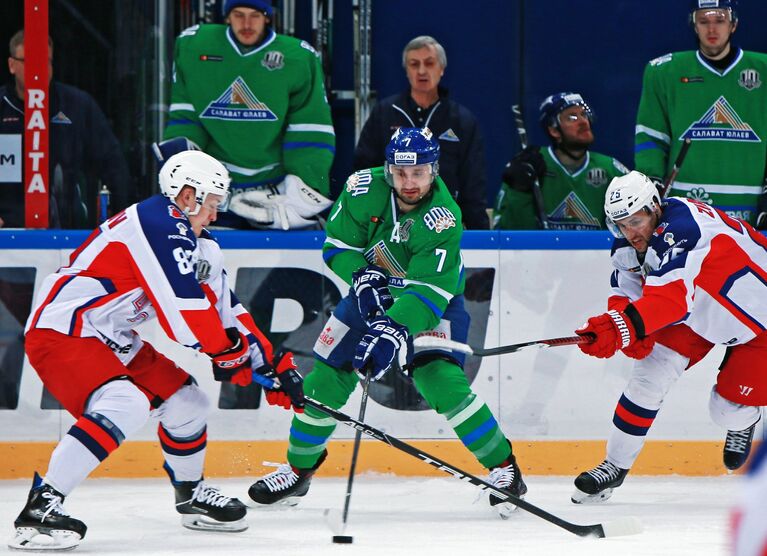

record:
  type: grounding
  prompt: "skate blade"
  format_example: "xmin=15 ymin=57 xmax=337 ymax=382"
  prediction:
xmin=8 ymin=527 xmax=81 ymax=551
xmin=571 ymin=487 xmax=614 ymax=504
xmin=181 ymin=515 xmax=248 ymax=533
xmin=493 ymin=502 xmax=520 ymax=520
xmin=247 ymin=497 xmax=302 ymax=510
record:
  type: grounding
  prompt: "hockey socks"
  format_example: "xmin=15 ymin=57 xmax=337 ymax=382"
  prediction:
xmin=159 ymin=424 xmax=207 ymax=482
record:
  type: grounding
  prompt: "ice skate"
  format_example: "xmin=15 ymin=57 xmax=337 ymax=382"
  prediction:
xmin=174 ymin=480 xmax=248 ymax=532
xmin=571 ymin=459 xmax=628 ymax=504
xmin=8 ymin=472 xmax=87 ymax=551
xmin=248 ymin=452 xmax=326 ymax=507
xmin=487 ymin=454 xmax=527 ymax=519
xmin=724 ymin=417 xmax=759 ymax=472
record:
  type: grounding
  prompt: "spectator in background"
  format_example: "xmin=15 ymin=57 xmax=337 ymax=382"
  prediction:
xmin=0 ymin=30 xmax=131 ymax=229
xmin=635 ymin=0 xmax=767 ymax=226
xmin=162 ymin=0 xmax=335 ymax=230
xmin=353 ymin=35 xmax=489 ymax=230
xmin=494 ymin=92 xmax=628 ymax=230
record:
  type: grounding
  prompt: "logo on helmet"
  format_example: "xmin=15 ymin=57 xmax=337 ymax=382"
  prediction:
xmin=394 ymin=152 xmax=417 ymax=165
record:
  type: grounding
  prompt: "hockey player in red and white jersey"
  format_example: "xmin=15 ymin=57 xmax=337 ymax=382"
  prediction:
xmin=8 ymin=150 xmax=305 ymax=551
xmin=574 ymin=171 xmax=764 ymax=502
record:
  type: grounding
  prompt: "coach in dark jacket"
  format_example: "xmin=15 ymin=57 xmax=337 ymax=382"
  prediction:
xmin=353 ymin=36 xmax=489 ymax=229
xmin=0 ymin=30 xmax=131 ymax=228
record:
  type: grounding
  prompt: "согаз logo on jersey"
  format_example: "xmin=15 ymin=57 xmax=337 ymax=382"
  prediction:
xmin=201 ymin=77 xmax=278 ymax=121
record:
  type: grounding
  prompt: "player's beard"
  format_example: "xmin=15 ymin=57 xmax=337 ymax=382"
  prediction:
xmin=395 ymin=185 xmax=434 ymax=207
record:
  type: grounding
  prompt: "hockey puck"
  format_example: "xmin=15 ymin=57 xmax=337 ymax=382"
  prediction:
xmin=332 ymin=535 xmax=353 ymax=544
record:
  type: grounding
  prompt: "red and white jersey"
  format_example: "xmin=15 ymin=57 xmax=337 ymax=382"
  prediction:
xmin=26 ymin=194 xmax=272 ymax=368
xmin=631 ymin=197 xmax=767 ymax=346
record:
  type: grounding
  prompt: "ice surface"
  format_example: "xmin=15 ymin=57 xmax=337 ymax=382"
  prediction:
xmin=0 ymin=474 xmax=737 ymax=555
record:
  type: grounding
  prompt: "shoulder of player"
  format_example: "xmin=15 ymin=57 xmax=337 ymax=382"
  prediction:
xmin=271 ymin=34 xmax=321 ymax=60
xmin=175 ymin=23 xmax=227 ymax=47
xmin=134 ymin=195 xmax=198 ymax=248
xmin=610 ymin=238 xmax=642 ymax=271
xmin=340 ymin=168 xmax=390 ymax=211
xmin=413 ymin=187 xmax=463 ymax=243
xmin=738 ymin=49 xmax=767 ymax=67
xmin=650 ymin=198 xmax=703 ymax=252
xmin=644 ymin=50 xmax=693 ymax=71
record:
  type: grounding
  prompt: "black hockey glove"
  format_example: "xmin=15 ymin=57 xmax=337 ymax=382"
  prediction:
xmin=255 ymin=351 xmax=305 ymax=412
xmin=502 ymin=146 xmax=546 ymax=193
xmin=352 ymin=265 xmax=394 ymax=324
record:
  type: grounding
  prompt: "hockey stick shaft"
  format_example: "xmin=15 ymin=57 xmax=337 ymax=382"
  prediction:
xmin=661 ymin=137 xmax=692 ymax=198
xmin=302 ymin=397 xmax=610 ymax=538
xmin=340 ymin=368 xmax=371 ymax=530
xmin=512 ymin=104 xmax=549 ymax=230
xmin=413 ymin=334 xmax=591 ymax=357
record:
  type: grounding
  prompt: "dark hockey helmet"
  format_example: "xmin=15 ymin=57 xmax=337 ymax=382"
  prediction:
xmin=689 ymin=0 xmax=737 ymax=24
xmin=538 ymin=92 xmax=594 ymax=141
xmin=384 ymin=127 xmax=440 ymax=187
xmin=223 ymin=0 xmax=273 ymax=18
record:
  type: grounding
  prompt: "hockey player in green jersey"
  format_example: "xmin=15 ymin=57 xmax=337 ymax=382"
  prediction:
xmin=635 ymin=0 xmax=767 ymax=225
xmin=248 ymin=128 xmax=527 ymax=517
xmin=494 ymin=92 xmax=628 ymax=230
xmin=162 ymin=0 xmax=335 ymax=229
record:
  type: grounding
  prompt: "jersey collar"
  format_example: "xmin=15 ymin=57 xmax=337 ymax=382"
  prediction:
xmin=696 ymin=47 xmax=743 ymax=77
xmin=226 ymin=27 xmax=277 ymax=57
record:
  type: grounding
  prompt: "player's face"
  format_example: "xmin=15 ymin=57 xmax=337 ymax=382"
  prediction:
xmin=228 ymin=8 xmax=269 ymax=46
xmin=8 ymin=45 xmax=53 ymax=96
xmin=615 ymin=209 xmax=659 ymax=253
xmin=405 ymin=46 xmax=444 ymax=97
xmin=555 ymin=105 xmax=594 ymax=148
xmin=391 ymin=164 xmax=434 ymax=210
xmin=188 ymin=193 xmax=224 ymax=236
xmin=694 ymin=9 xmax=736 ymax=58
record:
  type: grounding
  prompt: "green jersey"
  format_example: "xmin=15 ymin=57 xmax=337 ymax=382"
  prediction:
xmin=494 ymin=146 xmax=628 ymax=230
xmin=164 ymin=25 xmax=335 ymax=194
xmin=323 ymin=167 xmax=465 ymax=334
xmin=635 ymin=49 xmax=767 ymax=223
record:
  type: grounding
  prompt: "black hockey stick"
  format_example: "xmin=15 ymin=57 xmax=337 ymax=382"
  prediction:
xmin=413 ymin=334 xmax=591 ymax=357
xmin=512 ymin=104 xmax=549 ymax=230
xmin=660 ymin=137 xmax=692 ymax=198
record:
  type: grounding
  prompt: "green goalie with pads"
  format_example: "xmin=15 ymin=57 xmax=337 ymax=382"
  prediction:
xmin=247 ymin=128 xmax=528 ymax=518
xmin=163 ymin=3 xmax=335 ymax=229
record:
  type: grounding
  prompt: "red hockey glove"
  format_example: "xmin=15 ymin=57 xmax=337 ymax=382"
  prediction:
xmin=258 ymin=352 xmax=305 ymax=412
xmin=576 ymin=310 xmax=639 ymax=359
xmin=621 ymin=334 xmax=655 ymax=360
xmin=209 ymin=327 xmax=252 ymax=386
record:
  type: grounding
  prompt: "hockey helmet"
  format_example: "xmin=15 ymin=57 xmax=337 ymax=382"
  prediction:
xmin=690 ymin=0 xmax=737 ymax=24
xmin=604 ymin=171 xmax=661 ymax=238
xmin=384 ymin=127 xmax=440 ymax=186
xmin=539 ymin=92 xmax=594 ymax=139
xmin=159 ymin=150 xmax=231 ymax=216
xmin=223 ymin=0 xmax=273 ymax=18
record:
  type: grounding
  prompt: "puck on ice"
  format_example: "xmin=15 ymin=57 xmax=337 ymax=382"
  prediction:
xmin=332 ymin=535 xmax=353 ymax=544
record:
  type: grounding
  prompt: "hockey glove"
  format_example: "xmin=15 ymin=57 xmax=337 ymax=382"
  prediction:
xmin=502 ymin=146 xmax=546 ymax=193
xmin=256 ymin=351 xmax=305 ymax=412
xmin=352 ymin=265 xmax=394 ymax=324
xmin=209 ymin=327 xmax=252 ymax=386
xmin=576 ymin=309 xmax=639 ymax=359
xmin=353 ymin=316 xmax=410 ymax=381
xmin=757 ymin=213 xmax=767 ymax=230
xmin=621 ymin=334 xmax=655 ymax=360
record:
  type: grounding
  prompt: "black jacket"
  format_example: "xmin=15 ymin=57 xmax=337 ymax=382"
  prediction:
xmin=353 ymin=88 xmax=489 ymax=229
xmin=0 ymin=81 xmax=131 ymax=228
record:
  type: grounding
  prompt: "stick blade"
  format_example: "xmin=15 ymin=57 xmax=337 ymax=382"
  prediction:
xmin=600 ymin=516 xmax=643 ymax=538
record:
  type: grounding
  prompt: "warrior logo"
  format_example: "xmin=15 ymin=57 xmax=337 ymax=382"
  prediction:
xmin=423 ymin=207 xmax=456 ymax=233
xmin=738 ymin=69 xmax=762 ymax=91
xmin=201 ymin=77 xmax=278 ymax=122
xmin=262 ymin=51 xmax=285 ymax=71
xmin=586 ymin=168 xmax=609 ymax=187
xmin=680 ymin=96 xmax=761 ymax=142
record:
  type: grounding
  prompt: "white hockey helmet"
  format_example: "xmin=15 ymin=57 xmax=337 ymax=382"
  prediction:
xmin=159 ymin=150 xmax=231 ymax=216
xmin=604 ymin=171 xmax=661 ymax=238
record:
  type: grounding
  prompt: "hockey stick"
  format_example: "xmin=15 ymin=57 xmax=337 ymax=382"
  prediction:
xmin=660 ymin=137 xmax=692 ymax=198
xmin=512 ymin=104 xmax=549 ymax=230
xmin=249 ymin=371 xmax=640 ymax=538
xmin=413 ymin=335 xmax=591 ymax=357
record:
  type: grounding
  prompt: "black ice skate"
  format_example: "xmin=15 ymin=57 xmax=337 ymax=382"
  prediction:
xmin=173 ymin=480 xmax=248 ymax=532
xmin=248 ymin=451 xmax=327 ymax=507
xmin=8 ymin=472 xmax=87 ymax=551
xmin=487 ymin=454 xmax=528 ymax=519
xmin=724 ymin=417 xmax=760 ymax=471
xmin=571 ymin=459 xmax=628 ymax=504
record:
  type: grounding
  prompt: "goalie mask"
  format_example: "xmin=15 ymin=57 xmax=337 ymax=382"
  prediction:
xmin=159 ymin=151 xmax=232 ymax=216
xmin=384 ymin=127 xmax=440 ymax=189
xmin=604 ymin=171 xmax=661 ymax=238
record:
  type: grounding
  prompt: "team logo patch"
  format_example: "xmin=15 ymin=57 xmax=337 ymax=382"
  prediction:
xmin=549 ymin=192 xmax=601 ymax=230
xmin=195 ymin=258 xmax=211 ymax=283
xmin=400 ymin=219 xmax=415 ymax=242
xmin=168 ymin=205 xmax=186 ymax=219
xmin=649 ymin=53 xmax=672 ymax=66
xmin=364 ymin=241 xmax=407 ymax=278
xmin=438 ymin=128 xmax=460 ymax=142
xmin=300 ymin=40 xmax=319 ymax=57
xmin=687 ymin=187 xmax=713 ymax=204
xmin=176 ymin=223 xmax=189 ymax=236
xmin=586 ymin=168 xmax=609 ymax=187
xmin=262 ymin=50 xmax=285 ymax=70
xmin=664 ymin=232 xmax=675 ymax=246
xmin=680 ymin=76 xmax=704 ymax=84
xmin=679 ymin=96 xmax=761 ymax=142
xmin=423 ymin=207 xmax=456 ymax=233
xmin=51 ymin=111 xmax=72 ymax=124
xmin=200 ymin=77 xmax=278 ymax=121
xmin=738 ymin=69 xmax=762 ymax=91
xmin=199 ymin=54 xmax=223 ymax=62
xmin=346 ymin=170 xmax=373 ymax=196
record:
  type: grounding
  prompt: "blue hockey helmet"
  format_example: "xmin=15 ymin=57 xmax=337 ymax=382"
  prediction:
xmin=690 ymin=0 xmax=737 ymax=24
xmin=384 ymin=127 xmax=440 ymax=186
xmin=223 ymin=0 xmax=273 ymax=18
xmin=538 ymin=92 xmax=594 ymax=140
